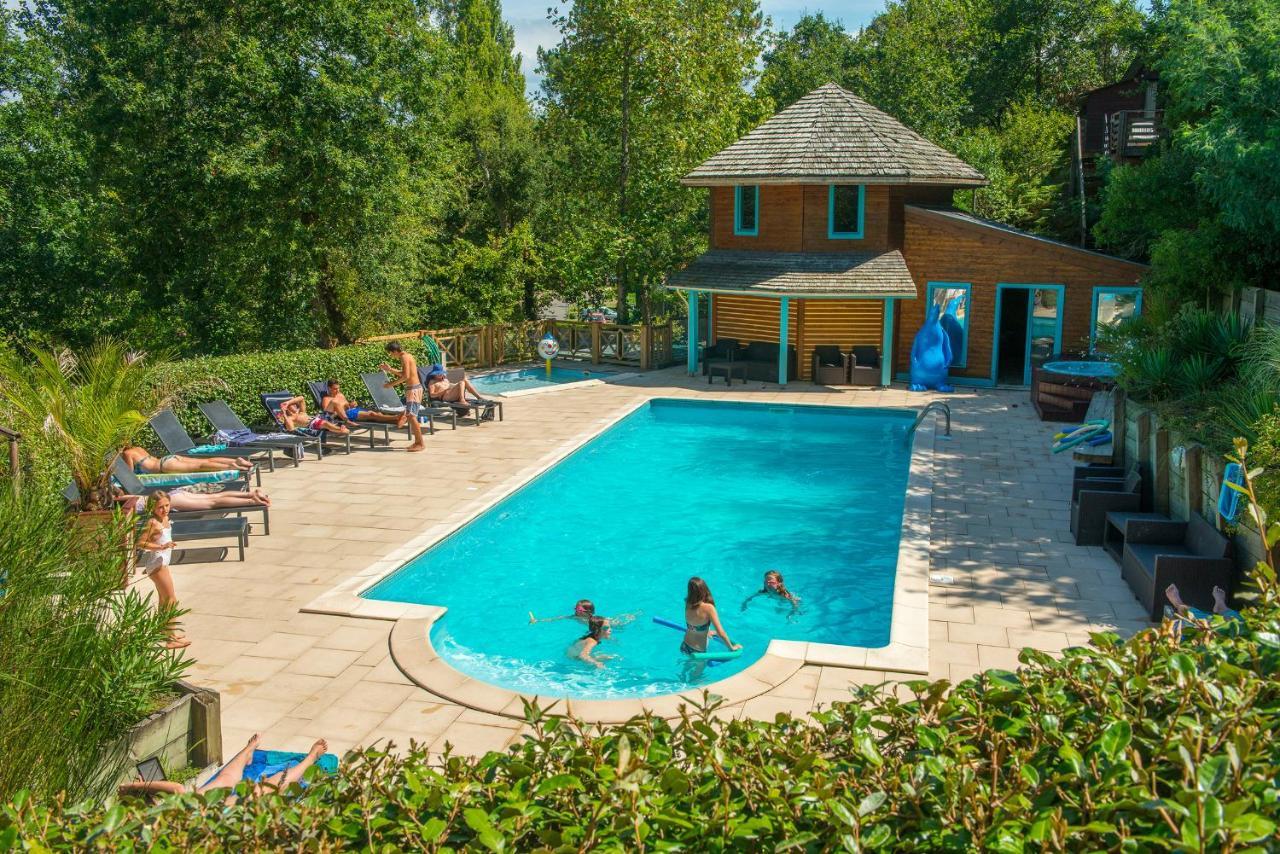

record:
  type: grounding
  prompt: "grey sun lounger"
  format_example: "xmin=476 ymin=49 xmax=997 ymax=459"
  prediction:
xmin=259 ymin=391 xmax=348 ymax=456
xmin=427 ymin=368 xmax=503 ymax=425
xmin=305 ymin=380 xmax=389 ymax=448
xmin=113 ymin=458 xmax=269 ymax=535
xmin=360 ymin=372 xmax=452 ymax=433
xmin=150 ymin=408 xmax=275 ymax=474
xmin=198 ymin=401 xmax=309 ymax=464
xmin=165 ymin=517 xmax=250 ymax=562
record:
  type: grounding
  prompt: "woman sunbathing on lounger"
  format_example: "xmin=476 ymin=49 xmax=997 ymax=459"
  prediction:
xmin=122 ymin=445 xmax=252 ymax=474
xmin=277 ymin=395 xmax=350 ymax=436
xmin=424 ymin=366 xmax=485 ymax=408
xmin=117 ymin=734 xmax=328 ymax=805
xmin=321 ymin=379 xmax=406 ymax=427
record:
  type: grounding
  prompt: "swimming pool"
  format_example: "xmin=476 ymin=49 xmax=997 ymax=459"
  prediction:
xmin=471 ymin=366 xmax=611 ymax=395
xmin=364 ymin=399 xmax=917 ymax=699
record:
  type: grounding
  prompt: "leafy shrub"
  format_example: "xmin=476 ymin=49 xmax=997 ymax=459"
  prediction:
xmin=0 ymin=488 xmax=189 ymax=803
xmin=152 ymin=337 xmax=432 ymax=442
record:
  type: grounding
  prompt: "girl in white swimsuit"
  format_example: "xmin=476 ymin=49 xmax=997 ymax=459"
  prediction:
xmin=136 ymin=492 xmax=189 ymax=649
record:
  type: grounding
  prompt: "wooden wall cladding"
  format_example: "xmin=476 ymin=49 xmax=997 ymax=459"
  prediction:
xmin=710 ymin=184 xmax=897 ymax=252
xmin=898 ymin=208 xmax=1146 ymax=383
xmin=711 ymin=294 xmax=886 ymax=381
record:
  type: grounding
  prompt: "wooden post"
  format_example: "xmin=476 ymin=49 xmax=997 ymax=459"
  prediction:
xmin=1112 ymin=389 xmax=1127 ymax=471
xmin=1153 ymin=426 xmax=1170 ymax=517
xmin=592 ymin=322 xmax=602 ymax=366
xmin=1184 ymin=444 xmax=1203 ymax=517
xmin=640 ymin=323 xmax=651 ymax=371
xmin=1136 ymin=410 xmax=1152 ymax=510
xmin=880 ymin=298 xmax=896 ymax=387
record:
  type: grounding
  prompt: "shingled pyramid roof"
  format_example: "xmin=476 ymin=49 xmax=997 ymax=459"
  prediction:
xmin=683 ymin=83 xmax=986 ymax=187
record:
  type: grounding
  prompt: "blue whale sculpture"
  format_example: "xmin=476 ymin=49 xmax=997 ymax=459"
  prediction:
xmin=909 ymin=303 xmax=954 ymax=392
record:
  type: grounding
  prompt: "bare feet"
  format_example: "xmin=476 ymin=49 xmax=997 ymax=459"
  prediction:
xmin=407 ymin=443 xmax=426 ymax=453
xmin=396 ymin=412 xmax=409 ymax=428
xmin=1212 ymin=586 xmax=1230 ymax=614
xmin=250 ymin=488 xmax=271 ymax=506
xmin=236 ymin=459 xmax=253 ymax=472
xmin=164 ymin=636 xmax=191 ymax=649
xmin=1165 ymin=584 xmax=1187 ymax=613
xmin=307 ymin=739 xmax=328 ymax=760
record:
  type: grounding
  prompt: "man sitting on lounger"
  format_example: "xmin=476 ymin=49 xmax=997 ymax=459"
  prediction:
xmin=424 ymin=365 xmax=486 ymax=410
xmin=321 ymin=379 xmax=406 ymax=429
xmin=276 ymin=395 xmax=350 ymax=437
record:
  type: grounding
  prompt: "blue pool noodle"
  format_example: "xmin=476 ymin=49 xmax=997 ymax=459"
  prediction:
xmin=1218 ymin=463 xmax=1245 ymax=524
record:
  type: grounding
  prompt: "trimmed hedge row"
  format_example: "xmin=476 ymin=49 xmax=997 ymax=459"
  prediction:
xmin=153 ymin=337 xmax=431 ymax=443
xmin=5 ymin=572 xmax=1280 ymax=850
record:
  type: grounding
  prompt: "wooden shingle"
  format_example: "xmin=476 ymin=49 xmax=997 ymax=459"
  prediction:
xmin=665 ymin=249 xmax=917 ymax=298
xmin=683 ymin=83 xmax=986 ymax=187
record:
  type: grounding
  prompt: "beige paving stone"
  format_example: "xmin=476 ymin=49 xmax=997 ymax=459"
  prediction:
xmin=247 ymin=632 xmax=321 ymax=660
xmin=969 ymin=606 xmax=1034 ymax=629
xmin=333 ymin=681 xmax=419 ymax=714
xmin=947 ymin=622 xmax=1009 ymax=647
xmin=738 ymin=695 xmax=819 ymax=722
xmin=379 ymin=700 xmax=465 ymax=736
xmin=210 ymin=654 xmax=292 ymax=686
xmin=429 ymin=722 xmax=520 ymax=757
xmin=316 ymin=625 xmax=390 ymax=653
xmin=977 ymin=645 xmax=1024 ymax=671
xmin=1006 ymin=628 xmax=1072 ymax=652
xmin=931 ymin=641 xmax=980 ymax=666
xmin=285 ymin=647 xmax=364 ymax=678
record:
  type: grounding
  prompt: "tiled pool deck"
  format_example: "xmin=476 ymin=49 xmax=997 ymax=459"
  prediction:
xmin=167 ymin=370 xmax=1150 ymax=759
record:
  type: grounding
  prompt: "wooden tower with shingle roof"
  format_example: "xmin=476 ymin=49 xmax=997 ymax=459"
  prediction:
xmin=669 ymin=83 xmax=1146 ymax=396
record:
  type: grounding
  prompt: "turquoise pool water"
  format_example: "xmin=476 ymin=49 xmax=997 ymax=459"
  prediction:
xmin=471 ymin=366 xmax=610 ymax=395
xmin=364 ymin=399 xmax=915 ymax=699
xmin=1042 ymin=360 xmax=1119 ymax=379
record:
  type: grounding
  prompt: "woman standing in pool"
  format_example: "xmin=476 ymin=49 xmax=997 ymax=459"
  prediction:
xmin=683 ymin=577 xmax=740 ymax=655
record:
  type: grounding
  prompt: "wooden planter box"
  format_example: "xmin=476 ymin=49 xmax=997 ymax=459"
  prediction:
xmin=112 ymin=679 xmax=222 ymax=788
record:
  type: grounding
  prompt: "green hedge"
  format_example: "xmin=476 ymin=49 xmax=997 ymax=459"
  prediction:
xmin=153 ymin=338 xmax=431 ymax=443
xmin=5 ymin=572 xmax=1279 ymax=850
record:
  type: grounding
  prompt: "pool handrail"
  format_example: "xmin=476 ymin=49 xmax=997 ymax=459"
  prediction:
xmin=907 ymin=402 xmax=951 ymax=439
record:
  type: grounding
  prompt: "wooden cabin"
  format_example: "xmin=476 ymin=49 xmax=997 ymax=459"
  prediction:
xmin=668 ymin=83 xmax=1147 ymax=388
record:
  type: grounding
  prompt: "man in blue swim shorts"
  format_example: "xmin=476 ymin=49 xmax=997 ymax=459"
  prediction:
xmin=321 ymin=379 xmax=406 ymax=431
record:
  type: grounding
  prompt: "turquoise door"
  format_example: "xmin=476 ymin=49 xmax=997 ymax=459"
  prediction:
xmin=993 ymin=284 xmax=1065 ymax=386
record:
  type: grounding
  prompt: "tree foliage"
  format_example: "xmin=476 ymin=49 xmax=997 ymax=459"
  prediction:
xmin=1095 ymin=0 xmax=1280 ymax=305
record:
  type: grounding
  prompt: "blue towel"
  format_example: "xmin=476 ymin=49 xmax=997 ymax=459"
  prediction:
xmin=242 ymin=749 xmax=339 ymax=782
xmin=188 ymin=443 xmax=229 ymax=454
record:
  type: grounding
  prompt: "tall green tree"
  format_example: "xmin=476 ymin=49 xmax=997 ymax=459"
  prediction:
xmin=1095 ymin=0 xmax=1280 ymax=305
xmin=3 ymin=0 xmax=456 ymax=354
xmin=537 ymin=0 xmax=767 ymax=323
xmin=756 ymin=14 xmax=858 ymax=111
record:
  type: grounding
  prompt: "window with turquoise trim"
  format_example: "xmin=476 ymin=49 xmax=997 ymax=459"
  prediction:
xmin=1091 ymin=286 xmax=1142 ymax=348
xmin=927 ymin=282 xmax=970 ymax=368
xmin=733 ymin=186 xmax=758 ymax=236
xmin=828 ymin=185 xmax=864 ymax=239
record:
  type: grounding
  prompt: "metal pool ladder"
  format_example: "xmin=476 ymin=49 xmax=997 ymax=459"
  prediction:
xmin=907 ymin=402 xmax=951 ymax=439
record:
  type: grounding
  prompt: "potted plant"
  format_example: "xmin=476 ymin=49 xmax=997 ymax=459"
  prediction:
xmin=0 ymin=340 xmax=193 ymax=518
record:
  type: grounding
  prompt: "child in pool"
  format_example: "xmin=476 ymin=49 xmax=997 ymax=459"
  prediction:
xmin=741 ymin=570 xmax=801 ymax=611
xmin=529 ymin=599 xmax=638 ymax=627
xmin=567 ymin=616 xmax=615 ymax=669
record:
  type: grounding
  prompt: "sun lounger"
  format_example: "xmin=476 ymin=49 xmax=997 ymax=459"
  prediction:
xmin=258 ymin=392 xmax=342 ymax=457
xmin=305 ymin=380 xmax=389 ymax=448
xmin=198 ymin=401 xmax=309 ymax=463
xmin=165 ymin=516 xmax=250 ymax=561
xmin=360 ymin=371 xmax=452 ymax=433
xmin=113 ymin=458 xmax=269 ymax=535
xmin=150 ymin=408 xmax=275 ymax=474
xmin=427 ymin=368 xmax=503 ymax=425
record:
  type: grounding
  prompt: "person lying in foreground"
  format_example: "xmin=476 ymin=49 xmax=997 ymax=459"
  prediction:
xmin=117 ymin=735 xmax=328 ymax=805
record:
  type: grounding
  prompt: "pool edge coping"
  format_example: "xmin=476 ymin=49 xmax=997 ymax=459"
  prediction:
xmin=302 ymin=394 xmax=934 ymax=722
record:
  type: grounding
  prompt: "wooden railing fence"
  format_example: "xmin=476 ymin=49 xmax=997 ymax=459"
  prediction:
xmin=359 ymin=320 xmax=675 ymax=371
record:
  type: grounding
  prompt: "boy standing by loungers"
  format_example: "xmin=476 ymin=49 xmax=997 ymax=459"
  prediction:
xmin=379 ymin=341 xmax=426 ymax=453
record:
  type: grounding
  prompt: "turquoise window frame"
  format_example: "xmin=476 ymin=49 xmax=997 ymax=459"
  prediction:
xmin=827 ymin=184 xmax=865 ymax=239
xmin=733 ymin=186 xmax=759 ymax=237
xmin=1090 ymin=286 xmax=1143 ymax=349
xmin=927 ymin=281 xmax=971 ymax=369
xmin=991 ymin=283 xmax=1066 ymax=386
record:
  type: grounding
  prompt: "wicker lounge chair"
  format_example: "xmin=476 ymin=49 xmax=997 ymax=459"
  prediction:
xmin=305 ymin=381 xmax=389 ymax=448
xmin=849 ymin=346 xmax=881 ymax=386
xmin=1116 ymin=513 xmax=1233 ymax=622
xmin=197 ymin=401 xmax=310 ymax=463
xmin=1071 ymin=469 xmax=1142 ymax=546
xmin=150 ymin=408 xmax=275 ymax=475
xmin=702 ymin=338 xmax=743 ymax=377
xmin=812 ymin=345 xmax=852 ymax=385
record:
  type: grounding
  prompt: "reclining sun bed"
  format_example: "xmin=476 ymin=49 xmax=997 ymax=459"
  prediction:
xmin=360 ymin=371 xmax=454 ymax=433
xmin=150 ymin=408 xmax=276 ymax=474
xmin=198 ymin=401 xmax=310 ymax=463
xmin=112 ymin=457 xmax=270 ymax=535
xmin=305 ymin=380 xmax=390 ymax=448
xmin=425 ymin=367 xmax=503 ymax=425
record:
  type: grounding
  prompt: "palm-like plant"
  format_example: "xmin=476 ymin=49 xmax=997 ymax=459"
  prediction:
xmin=0 ymin=340 xmax=191 ymax=511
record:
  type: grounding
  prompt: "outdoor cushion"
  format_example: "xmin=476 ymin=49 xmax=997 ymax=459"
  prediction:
xmin=134 ymin=469 xmax=243 ymax=489
xmin=851 ymin=346 xmax=880 ymax=368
